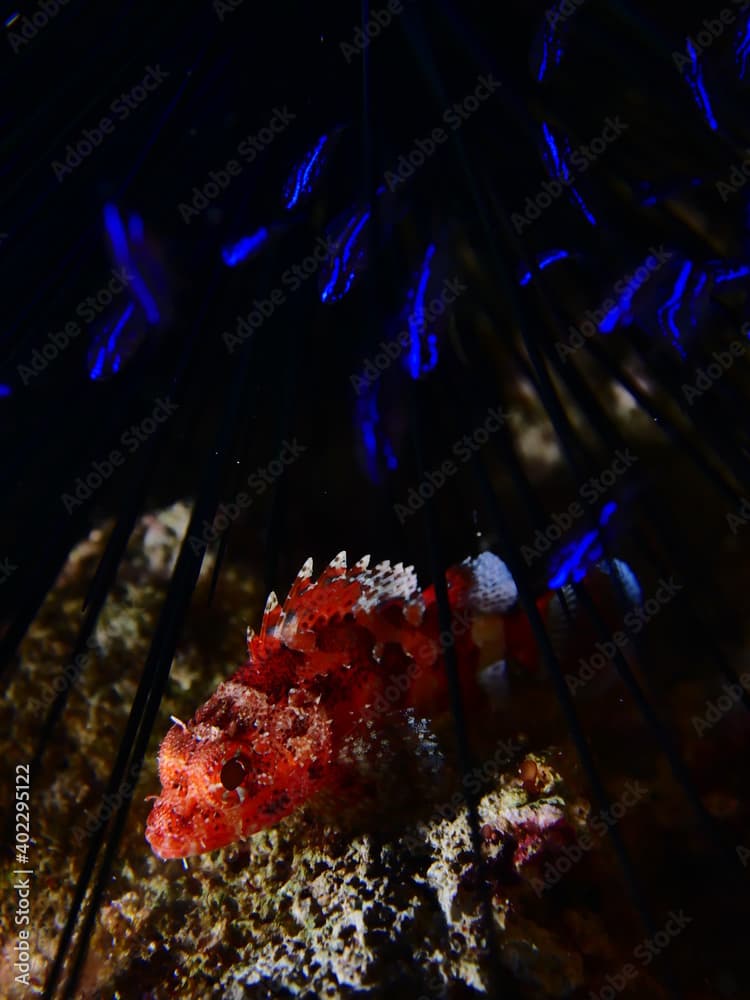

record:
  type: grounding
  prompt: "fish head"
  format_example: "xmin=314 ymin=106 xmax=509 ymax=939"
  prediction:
xmin=145 ymin=678 xmax=333 ymax=859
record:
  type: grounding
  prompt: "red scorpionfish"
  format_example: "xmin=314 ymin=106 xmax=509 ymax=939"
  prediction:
xmin=146 ymin=550 xmax=637 ymax=859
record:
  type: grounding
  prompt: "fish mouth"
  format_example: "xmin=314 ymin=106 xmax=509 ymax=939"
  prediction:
xmin=144 ymin=799 xmax=189 ymax=859
xmin=145 ymin=783 xmax=261 ymax=859
xmin=145 ymin=797 xmax=212 ymax=861
xmin=144 ymin=796 xmax=225 ymax=860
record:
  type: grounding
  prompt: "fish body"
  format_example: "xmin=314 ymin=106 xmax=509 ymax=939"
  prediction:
xmin=400 ymin=241 xmax=460 ymax=380
xmin=221 ymin=226 xmax=271 ymax=267
xmin=539 ymin=122 xmax=597 ymax=226
xmin=87 ymin=301 xmax=145 ymax=380
xmin=354 ymin=380 xmax=400 ymax=483
xmin=318 ymin=186 xmax=402 ymax=304
xmin=518 ymin=248 xmax=575 ymax=288
xmin=318 ymin=204 xmax=372 ymax=303
xmin=598 ymin=252 xmax=717 ymax=357
xmin=529 ymin=11 xmax=571 ymax=83
xmin=146 ymin=549 xmax=636 ymax=859
xmin=683 ymin=38 xmax=719 ymax=132
xmin=282 ymin=127 xmax=343 ymax=211
xmin=735 ymin=12 xmax=750 ymax=82
xmin=88 ymin=204 xmax=174 ymax=380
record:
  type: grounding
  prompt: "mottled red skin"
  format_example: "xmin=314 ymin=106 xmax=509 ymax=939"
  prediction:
xmin=146 ymin=558 xmax=487 ymax=859
xmin=145 ymin=555 xmax=620 ymax=860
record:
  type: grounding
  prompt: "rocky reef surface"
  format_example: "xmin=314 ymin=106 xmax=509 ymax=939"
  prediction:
xmin=1 ymin=495 xmax=747 ymax=999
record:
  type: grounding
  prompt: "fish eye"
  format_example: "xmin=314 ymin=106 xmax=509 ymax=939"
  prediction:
xmin=221 ymin=754 xmax=250 ymax=791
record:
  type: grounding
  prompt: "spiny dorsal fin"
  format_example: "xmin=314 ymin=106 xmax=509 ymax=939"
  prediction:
xmin=274 ymin=551 xmax=360 ymax=643
xmin=259 ymin=590 xmax=282 ymax=641
xmin=284 ymin=556 xmax=315 ymax=607
xmin=318 ymin=550 xmax=347 ymax=584
xmin=354 ymin=559 xmax=419 ymax=613
xmin=265 ymin=590 xmax=279 ymax=613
